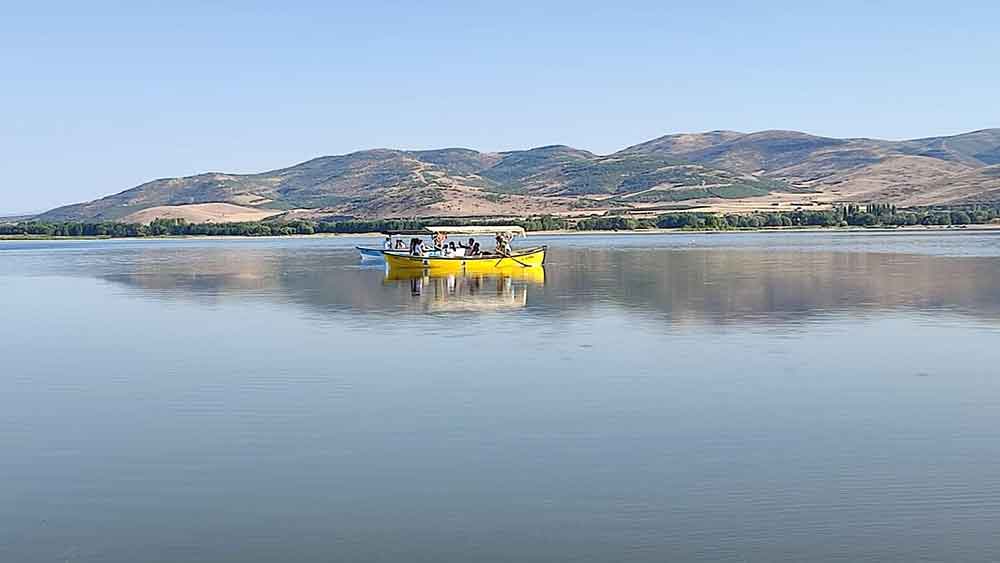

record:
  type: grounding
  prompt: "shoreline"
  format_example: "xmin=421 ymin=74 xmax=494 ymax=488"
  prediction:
xmin=3 ymin=223 xmax=1000 ymax=242
xmin=529 ymin=223 xmax=1000 ymax=236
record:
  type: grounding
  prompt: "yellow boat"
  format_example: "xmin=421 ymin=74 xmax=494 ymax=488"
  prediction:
xmin=383 ymin=225 xmax=546 ymax=273
xmin=384 ymin=264 xmax=546 ymax=284
xmin=384 ymin=246 xmax=547 ymax=273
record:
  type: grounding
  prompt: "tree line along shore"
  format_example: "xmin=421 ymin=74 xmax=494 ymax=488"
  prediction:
xmin=2 ymin=204 xmax=999 ymax=239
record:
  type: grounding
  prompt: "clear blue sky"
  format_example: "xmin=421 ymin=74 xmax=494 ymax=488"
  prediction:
xmin=3 ymin=0 xmax=998 ymax=212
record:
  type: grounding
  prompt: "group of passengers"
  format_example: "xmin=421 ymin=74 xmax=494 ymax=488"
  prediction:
xmin=383 ymin=232 xmax=512 ymax=258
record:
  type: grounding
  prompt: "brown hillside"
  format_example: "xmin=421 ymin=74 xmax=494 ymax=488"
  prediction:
xmin=37 ymin=128 xmax=1000 ymax=222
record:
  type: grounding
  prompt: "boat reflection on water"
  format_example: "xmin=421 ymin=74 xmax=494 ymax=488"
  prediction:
xmin=384 ymin=267 xmax=545 ymax=312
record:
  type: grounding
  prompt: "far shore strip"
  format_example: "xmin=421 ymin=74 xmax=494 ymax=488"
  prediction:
xmin=4 ymin=223 xmax=1000 ymax=242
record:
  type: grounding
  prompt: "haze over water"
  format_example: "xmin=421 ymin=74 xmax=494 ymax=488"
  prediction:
xmin=3 ymin=232 xmax=1000 ymax=562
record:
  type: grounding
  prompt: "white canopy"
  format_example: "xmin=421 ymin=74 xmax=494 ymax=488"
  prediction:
xmin=426 ymin=225 xmax=526 ymax=237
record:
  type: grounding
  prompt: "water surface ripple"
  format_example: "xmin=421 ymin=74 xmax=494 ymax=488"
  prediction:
xmin=2 ymin=232 xmax=1000 ymax=562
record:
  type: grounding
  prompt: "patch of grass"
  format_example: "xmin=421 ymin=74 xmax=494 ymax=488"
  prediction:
xmin=483 ymin=183 xmax=529 ymax=195
xmin=705 ymin=184 xmax=771 ymax=198
xmin=272 ymin=195 xmax=351 ymax=209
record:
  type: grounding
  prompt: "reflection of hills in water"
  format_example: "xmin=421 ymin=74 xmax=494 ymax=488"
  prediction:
xmin=100 ymin=246 xmax=1000 ymax=325
xmin=543 ymin=249 xmax=1000 ymax=324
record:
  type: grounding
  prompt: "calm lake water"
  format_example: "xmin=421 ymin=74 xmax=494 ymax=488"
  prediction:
xmin=3 ymin=231 xmax=1000 ymax=562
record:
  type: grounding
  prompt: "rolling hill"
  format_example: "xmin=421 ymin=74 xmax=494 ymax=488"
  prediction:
xmin=622 ymin=129 xmax=1000 ymax=205
xmin=37 ymin=128 xmax=1000 ymax=223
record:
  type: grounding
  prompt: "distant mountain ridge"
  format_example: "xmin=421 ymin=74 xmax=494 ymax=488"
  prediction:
xmin=38 ymin=129 xmax=1000 ymax=222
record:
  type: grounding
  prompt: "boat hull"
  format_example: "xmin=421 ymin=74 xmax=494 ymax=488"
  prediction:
xmin=357 ymin=246 xmax=387 ymax=261
xmin=384 ymin=246 xmax=547 ymax=273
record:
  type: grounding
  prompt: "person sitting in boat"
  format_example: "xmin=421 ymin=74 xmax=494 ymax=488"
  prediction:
xmin=433 ymin=232 xmax=447 ymax=250
xmin=468 ymin=242 xmax=482 ymax=256
xmin=419 ymin=239 xmax=433 ymax=256
xmin=445 ymin=241 xmax=463 ymax=257
xmin=409 ymin=238 xmax=421 ymax=256
xmin=461 ymin=237 xmax=475 ymax=251
xmin=383 ymin=236 xmax=393 ymax=250
xmin=495 ymin=234 xmax=512 ymax=255
xmin=394 ymin=239 xmax=405 ymax=250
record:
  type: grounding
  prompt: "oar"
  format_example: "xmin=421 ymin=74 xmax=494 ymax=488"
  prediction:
xmin=496 ymin=249 xmax=532 ymax=268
